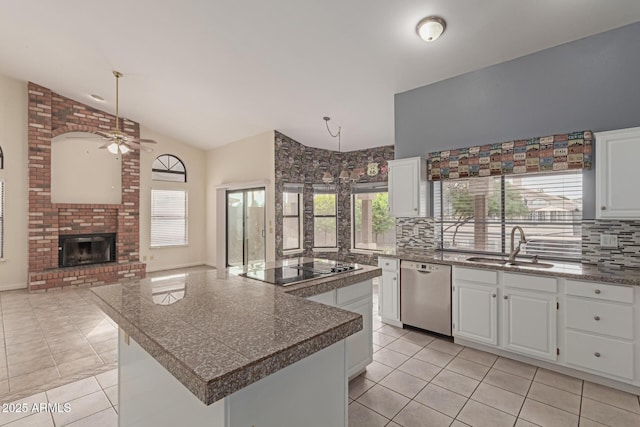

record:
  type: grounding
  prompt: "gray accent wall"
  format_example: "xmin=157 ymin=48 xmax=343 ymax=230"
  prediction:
xmin=394 ymin=22 xmax=640 ymax=220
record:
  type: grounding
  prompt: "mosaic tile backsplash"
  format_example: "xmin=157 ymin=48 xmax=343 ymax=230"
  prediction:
xmin=582 ymin=220 xmax=640 ymax=269
xmin=395 ymin=217 xmax=436 ymax=255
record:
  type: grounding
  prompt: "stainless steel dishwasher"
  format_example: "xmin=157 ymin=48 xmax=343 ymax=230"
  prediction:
xmin=400 ymin=260 xmax=452 ymax=336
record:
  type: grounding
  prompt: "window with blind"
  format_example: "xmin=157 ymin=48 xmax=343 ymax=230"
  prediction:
xmin=434 ymin=170 xmax=583 ymax=260
xmin=283 ymin=183 xmax=303 ymax=251
xmin=0 ymin=180 xmax=4 ymax=259
xmin=313 ymin=184 xmax=337 ymax=248
xmin=151 ymin=189 xmax=188 ymax=247
xmin=352 ymin=183 xmax=395 ymax=252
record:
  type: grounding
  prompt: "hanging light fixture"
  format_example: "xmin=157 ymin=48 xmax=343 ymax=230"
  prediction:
xmin=323 ymin=116 xmax=351 ymax=183
xmin=416 ymin=16 xmax=446 ymax=42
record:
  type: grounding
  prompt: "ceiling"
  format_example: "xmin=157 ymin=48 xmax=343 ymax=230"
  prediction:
xmin=1 ymin=1 xmax=639 ymax=151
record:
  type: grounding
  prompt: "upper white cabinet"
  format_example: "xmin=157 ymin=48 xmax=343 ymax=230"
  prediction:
xmin=388 ymin=157 xmax=428 ymax=217
xmin=595 ymin=127 xmax=640 ymax=219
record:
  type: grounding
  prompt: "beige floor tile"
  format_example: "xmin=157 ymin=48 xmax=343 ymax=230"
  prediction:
xmin=457 ymin=399 xmax=516 ymax=427
xmin=7 ymin=346 xmax=51 ymax=366
xmin=471 ymin=382 xmax=524 ymax=416
xmin=582 ymin=381 xmax=640 ymax=414
xmin=399 ymin=330 xmax=435 ymax=347
xmin=514 ymin=419 xmax=539 ymax=427
xmin=91 ymin=338 xmax=117 ymax=355
xmin=456 ymin=347 xmax=498 ymax=367
xmin=57 ymin=355 xmax=104 ymax=378
xmin=46 ymin=377 xmax=101 ymax=404
xmin=6 ymin=339 xmax=48 ymax=357
xmin=431 ymin=369 xmax=480 ymax=397
xmin=356 ymin=384 xmax=410 ymax=419
xmin=9 ymin=367 xmax=60 ymax=394
xmin=527 ymin=381 xmax=581 ymax=415
xmin=2 ymin=411 xmax=54 ymax=427
xmin=379 ymin=370 xmax=427 ymax=398
xmin=0 ymin=392 xmax=48 ymax=425
xmin=414 ymin=383 xmax=467 ymax=418
xmin=413 ymin=347 xmax=454 ymax=368
xmin=363 ymin=361 xmax=394 ymax=383
xmin=84 ymin=329 xmax=117 ymax=346
xmin=376 ymin=325 xmax=408 ymax=338
xmin=51 ymin=390 xmax=111 ymax=426
xmin=348 ymin=375 xmax=376 ymax=400
xmin=372 ymin=343 xmax=382 ymax=353
xmin=578 ymin=417 xmax=607 ymax=426
xmin=581 ymin=397 xmax=640 ymax=427
xmin=451 ymin=421 xmax=471 ymax=427
xmin=519 ymin=398 xmax=578 ymax=427
xmin=427 ymin=339 xmax=464 ymax=356
xmin=3 ymin=331 xmax=44 ymax=347
xmin=348 ymin=401 xmax=389 ymax=427
xmin=8 ymin=354 xmax=55 ymax=378
xmin=372 ymin=331 xmax=397 ymax=347
xmin=386 ymin=422 xmax=402 ymax=427
xmin=66 ymin=407 xmax=117 ymax=427
xmin=97 ymin=349 xmax=117 ymax=364
xmin=373 ymin=348 xmax=410 ymax=369
xmin=483 ymin=368 xmax=532 ymax=396
xmin=493 ymin=357 xmax=537 ymax=379
xmin=533 ymin=368 xmax=583 ymax=395
xmin=397 ymin=358 xmax=441 ymax=382
xmin=0 ymin=379 xmax=9 ymax=396
xmin=393 ymin=400 xmax=453 ymax=427
xmin=51 ymin=345 xmax=97 ymax=365
xmin=446 ymin=357 xmax=491 ymax=381
xmin=385 ymin=339 xmax=423 ymax=356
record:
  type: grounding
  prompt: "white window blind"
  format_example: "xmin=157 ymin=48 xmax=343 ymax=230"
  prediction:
xmin=434 ymin=170 xmax=583 ymax=260
xmin=0 ymin=180 xmax=4 ymax=259
xmin=151 ymin=189 xmax=188 ymax=247
xmin=312 ymin=184 xmax=337 ymax=248
xmin=283 ymin=183 xmax=303 ymax=251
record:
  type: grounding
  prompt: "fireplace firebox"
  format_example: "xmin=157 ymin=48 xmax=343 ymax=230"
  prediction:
xmin=59 ymin=233 xmax=116 ymax=268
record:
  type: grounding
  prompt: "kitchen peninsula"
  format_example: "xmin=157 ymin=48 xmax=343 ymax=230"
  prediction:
xmin=91 ymin=259 xmax=380 ymax=427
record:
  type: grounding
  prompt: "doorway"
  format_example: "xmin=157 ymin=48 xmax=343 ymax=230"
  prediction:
xmin=226 ymin=187 xmax=266 ymax=267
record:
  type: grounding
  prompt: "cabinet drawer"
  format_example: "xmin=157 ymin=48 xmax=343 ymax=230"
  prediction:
xmin=565 ymin=297 xmax=633 ymax=339
xmin=378 ymin=258 xmax=398 ymax=271
xmin=565 ymin=280 xmax=633 ymax=303
xmin=565 ymin=331 xmax=634 ymax=380
xmin=454 ymin=267 xmax=498 ymax=284
xmin=337 ymin=280 xmax=372 ymax=306
xmin=504 ymin=273 xmax=557 ymax=293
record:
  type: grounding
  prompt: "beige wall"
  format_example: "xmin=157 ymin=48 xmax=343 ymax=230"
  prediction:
xmin=139 ymin=127 xmax=207 ymax=272
xmin=0 ymin=75 xmax=28 ymax=290
xmin=206 ymin=131 xmax=276 ymax=267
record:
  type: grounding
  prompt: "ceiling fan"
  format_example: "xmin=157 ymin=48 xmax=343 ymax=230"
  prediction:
xmin=70 ymin=71 xmax=157 ymax=154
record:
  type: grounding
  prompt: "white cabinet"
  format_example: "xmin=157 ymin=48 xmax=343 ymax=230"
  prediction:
xmin=502 ymin=289 xmax=557 ymax=361
xmin=454 ymin=281 xmax=498 ymax=346
xmin=305 ymin=280 xmax=373 ymax=379
xmin=378 ymin=257 xmax=401 ymax=327
xmin=595 ymin=127 xmax=640 ymax=219
xmin=388 ymin=157 xmax=428 ymax=217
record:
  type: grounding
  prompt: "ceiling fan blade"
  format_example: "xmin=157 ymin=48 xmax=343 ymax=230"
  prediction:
xmin=64 ymin=136 xmax=103 ymax=139
xmin=128 ymin=138 xmax=158 ymax=144
xmin=125 ymin=141 xmax=142 ymax=149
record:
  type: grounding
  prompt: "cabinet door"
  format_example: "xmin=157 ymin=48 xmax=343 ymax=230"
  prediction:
xmin=380 ymin=270 xmax=399 ymax=322
xmin=596 ymin=127 xmax=640 ymax=219
xmin=388 ymin=158 xmax=427 ymax=217
xmin=341 ymin=298 xmax=373 ymax=379
xmin=503 ymin=289 xmax=557 ymax=361
xmin=454 ymin=282 xmax=498 ymax=345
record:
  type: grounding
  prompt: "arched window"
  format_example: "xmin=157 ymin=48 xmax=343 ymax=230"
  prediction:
xmin=152 ymin=154 xmax=186 ymax=182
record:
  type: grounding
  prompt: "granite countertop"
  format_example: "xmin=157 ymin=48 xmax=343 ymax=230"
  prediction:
xmin=386 ymin=250 xmax=640 ymax=287
xmin=90 ymin=258 xmax=381 ymax=406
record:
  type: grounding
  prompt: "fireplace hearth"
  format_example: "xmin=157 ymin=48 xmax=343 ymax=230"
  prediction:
xmin=59 ymin=233 xmax=116 ymax=268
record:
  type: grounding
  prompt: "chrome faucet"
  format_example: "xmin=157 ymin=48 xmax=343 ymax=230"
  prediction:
xmin=509 ymin=226 xmax=527 ymax=262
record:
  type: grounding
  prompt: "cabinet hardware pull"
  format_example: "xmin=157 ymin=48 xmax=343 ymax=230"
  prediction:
xmin=594 ymin=315 xmax=600 ymax=321
xmin=601 ymin=206 xmax=607 ymax=210
xmin=594 ymin=289 xmax=601 ymax=294
xmin=594 ymin=352 xmax=601 ymax=357
xmin=492 ymin=293 xmax=496 ymax=298
xmin=503 ymin=295 xmax=508 ymax=299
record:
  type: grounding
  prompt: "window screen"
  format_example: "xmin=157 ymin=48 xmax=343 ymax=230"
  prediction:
xmin=434 ymin=171 xmax=583 ymax=260
xmin=313 ymin=184 xmax=337 ymax=248
xmin=151 ymin=189 xmax=188 ymax=247
xmin=283 ymin=183 xmax=303 ymax=251
xmin=352 ymin=183 xmax=394 ymax=252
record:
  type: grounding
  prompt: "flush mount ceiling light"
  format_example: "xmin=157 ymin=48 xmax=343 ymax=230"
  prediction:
xmin=89 ymin=94 xmax=105 ymax=102
xmin=416 ymin=16 xmax=446 ymax=42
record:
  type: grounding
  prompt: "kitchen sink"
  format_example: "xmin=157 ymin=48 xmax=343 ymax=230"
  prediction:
xmin=466 ymin=256 xmax=554 ymax=269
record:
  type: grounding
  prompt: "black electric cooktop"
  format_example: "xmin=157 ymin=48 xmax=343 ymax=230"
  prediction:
xmin=239 ymin=261 xmax=362 ymax=286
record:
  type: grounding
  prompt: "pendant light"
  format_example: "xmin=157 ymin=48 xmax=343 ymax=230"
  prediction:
xmin=323 ymin=116 xmax=351 ymax=183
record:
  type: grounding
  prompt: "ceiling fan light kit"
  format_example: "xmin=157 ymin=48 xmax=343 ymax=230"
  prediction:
xmin=416 ymin=16 xmax=446 ymax=42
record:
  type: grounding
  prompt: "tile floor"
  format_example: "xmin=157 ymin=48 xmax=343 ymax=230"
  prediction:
xmin=1 ymin=274 xmax=639 ymax=426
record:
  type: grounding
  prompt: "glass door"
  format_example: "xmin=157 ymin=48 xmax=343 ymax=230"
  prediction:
xmin=226 ymin=188 xmax=266 ymax=267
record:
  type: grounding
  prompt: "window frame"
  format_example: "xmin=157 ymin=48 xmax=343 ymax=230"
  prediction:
xmin=150 ymin=188 xmax=188 ymax=248
xmin=312 ymin=185 xmax=337 ymax=250
xmin=350 ymin=183 xmax=392 ymax=253
xmin=433 ymin=170 xmax=583 ymax=262
xmin=282 ymin=184 xmax=303 ymax=252
xmin=152 ymin=154 xmax=187 ymax=183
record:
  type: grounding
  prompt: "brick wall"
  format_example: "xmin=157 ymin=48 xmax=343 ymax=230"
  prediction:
xmin=27 ymin=82 xmax=145 ymax=290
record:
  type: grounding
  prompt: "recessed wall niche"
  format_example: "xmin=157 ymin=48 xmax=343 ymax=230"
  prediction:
xmin=51 ymin=132 xmax=122 ymax=204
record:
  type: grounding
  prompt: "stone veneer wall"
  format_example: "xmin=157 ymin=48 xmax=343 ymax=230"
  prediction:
xmin=27 ymin=83 xmax=145 ymax=290
xmin=274 ymin=131 xmax=394 ymax=265
xmin=582 ymin=220 xmax=640 ymax=268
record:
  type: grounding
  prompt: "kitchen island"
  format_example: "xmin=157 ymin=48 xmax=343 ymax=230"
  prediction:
xmin=91 ymin=259 xmax=380 ymax=427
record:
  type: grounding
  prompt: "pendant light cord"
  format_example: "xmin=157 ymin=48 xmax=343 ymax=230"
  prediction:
xmin=323 ymin=117 xmax=342 ymax=152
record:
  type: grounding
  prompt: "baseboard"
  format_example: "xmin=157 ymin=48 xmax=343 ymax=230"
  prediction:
xmin=0 ymin=282 xmax=28 ymax=292
xmin=145 ymin=261 xmax=212 ymax=273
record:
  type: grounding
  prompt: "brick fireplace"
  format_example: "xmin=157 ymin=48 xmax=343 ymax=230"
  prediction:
xmin=27 ymin=83 xmax=146 ymax=290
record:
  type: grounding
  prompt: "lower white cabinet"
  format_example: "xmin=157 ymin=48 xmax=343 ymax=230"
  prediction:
xmin=378 ymin=257 xmax=401 ymax=327
xmin=454 ymin=282 xmax=498 ymax=346
xmin=502 ymin=289 xmax=557 ymax=361
xmin=566 ymin=331 xmax=634 ymax=380
xmin=306 ymin=280 xmax=373 ymax=379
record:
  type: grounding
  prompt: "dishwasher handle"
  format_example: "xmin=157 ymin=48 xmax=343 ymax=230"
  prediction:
xmin=416 ymin=270 xmax=432 ymax=274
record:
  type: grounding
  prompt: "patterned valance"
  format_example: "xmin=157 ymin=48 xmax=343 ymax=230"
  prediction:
xmin=428 ymin=130 xmax=592 ymax=181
